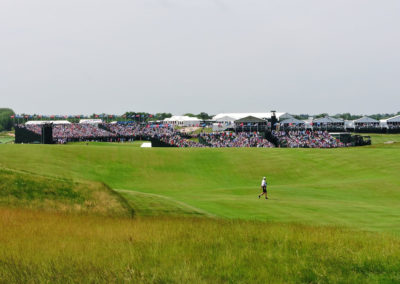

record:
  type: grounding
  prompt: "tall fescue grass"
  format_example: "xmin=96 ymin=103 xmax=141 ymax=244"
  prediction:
xmin=0 ymin=168 xmax=131 ymax=217
xmin=0 ymin=208 xmax=399 ymax=283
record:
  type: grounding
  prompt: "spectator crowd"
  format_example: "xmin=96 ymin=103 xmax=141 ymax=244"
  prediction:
xmin=272 ymin=130 xmax=348 ymax=148
xmin=19 ymin=123 xmax=350 ymax=148
xmin=200 ymin=132 xmax=274 ymax=148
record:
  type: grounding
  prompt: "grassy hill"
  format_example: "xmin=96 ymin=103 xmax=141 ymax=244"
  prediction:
xmin=1 ymin=138 xmax=400 ymax=282
xmin=0 ymin=142 xmax=399 ymax=233
xmin=0 ymin=167 xmax=132 ymax=217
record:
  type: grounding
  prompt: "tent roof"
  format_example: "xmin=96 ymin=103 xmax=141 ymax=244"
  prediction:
xmin=380 ymin=115 xmax=400 ymax=123
xmin=313 ymin=116 xmax=344 ymax=123
xmin=280 ymin=118 xmax=305 ymax=124
xmin=25 ymin=120 xmax=71 ymax=125
xmin=212 ymin=112 xmax=292 ymax=121
xmin=164 ymin=115 xmax=201 ymax=122
xmin=353 ymin=116 xmax=379 ymax=123
xmin=79 ymin=119 xmax=103 ymax=124
xmin=215 ymin=116 xmax=236 ymax=122
xmin=235 ymin=116 xmax=266 ymax=123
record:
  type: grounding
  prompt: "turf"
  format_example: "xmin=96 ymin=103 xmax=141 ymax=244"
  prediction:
xmin=0 ymin=138 xmax=399 ymax=233
xmin=1 ymin=135 xmax=400 ymax=282
xmin=0 ymin=131 xmax=14 ymax=144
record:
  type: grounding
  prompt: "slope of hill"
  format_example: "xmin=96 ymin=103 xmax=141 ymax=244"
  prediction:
xmin=0 ymin=167 xmax=132 ymax=217
xmin=1 ymin=140 xmax=400 ymax=282
xmin=0 ymin=142 xmax=399 ymax=233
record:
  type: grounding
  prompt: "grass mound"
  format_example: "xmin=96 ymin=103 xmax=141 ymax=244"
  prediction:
xmin=0 ymin=168 xmax=132 ymax=217
xmin=0 ymin=208 xmax=399 ymax=283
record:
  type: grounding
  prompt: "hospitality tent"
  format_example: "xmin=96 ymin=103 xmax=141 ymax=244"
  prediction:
xmin=234 ymin=116 xmax=266 ymax=124
xmin=313 ymin=116 xmax=344 ymax=124
xmin=279 ymin=118 xmax=305 ymax=127
xmin=380 ymin=115 xmax=400 ymax=128
xmin=25 ymin=120 xmax=71 ymax=125
xmin=212 ymin=112 xmax=292 ymax=121
xmin=164 ymin=116 xmax=202 ymax=127
xmin=353 ymin=116 xmax=379 ymax=127
xmin=213 ymin=116 xmax=236 ymax=131
xmin=354 ymin=116 xmax=379 ymax=124
xmin=79 ymin=119 xmax=103 ymax=124
xmin=215 ymin=116 xmax=236 ymax=123
xmin=312 ymin=116 xmax=344 ymax=130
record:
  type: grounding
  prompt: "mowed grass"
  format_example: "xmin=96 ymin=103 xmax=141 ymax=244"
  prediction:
xmin=364 ymin=133 xmax=400 ymax=144
xmin=0 ymin=131 xmax=14 ymax=144
xmin=0 ymin=139 xmax=400 ymax=233
xmin=1 ymin=208 xmax=399 ymax=283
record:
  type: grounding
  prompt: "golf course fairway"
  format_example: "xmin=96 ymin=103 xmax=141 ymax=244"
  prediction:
xmin=0 ymin=138 xmax=399 ymax=283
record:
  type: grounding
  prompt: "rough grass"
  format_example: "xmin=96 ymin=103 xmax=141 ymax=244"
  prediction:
xmin=0 ymin=168 xmax=131 ymax=217
xmin=0 ymin=208 xmax=399 ymax=283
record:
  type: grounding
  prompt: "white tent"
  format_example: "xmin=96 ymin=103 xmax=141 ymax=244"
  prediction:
xmin=380 ymin=115 xmax=400 ymax=128
xmin=215 ymin=116 xmax=236 ymax=123
xmin=353 ymin=116 xmax=379 ymax=124
xmin=212 ymin=112 xmax=292 ymax=121
xmin=313 ymin=116 xmax=344 ymax=124
xmin=25 ymin=120 xmax=71 ymax=125
xmin=79 ymin=119 xmax=103 ymax=124
xmin=279 ymin=117 xmax=305 ymax=125
xmin=164 ymin=116 xmax=202 ymax=127
xmin=380 ymin=115 xmax=400 ymax=123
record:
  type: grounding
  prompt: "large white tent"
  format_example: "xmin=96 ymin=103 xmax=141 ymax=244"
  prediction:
xmin=215 ymin=116 xmax=236 ymax=123
xmin=164 ymin=116 xmax=202 ymax=127
xmin=313 ymin=116 xmax=344 ymax=124
xmin=79 ymin=119 xmax=103 ymax=124
xmin=25 ymin=120 xmax=71 ymax=125
xmin=380 ymin=115 xmax=400 ymax=128
xmin=353 ymin=116 xmax=379 ymax=125
xmin=380 ymin=115 xmax=400 ymax=123
xmin=212 ymin=112 xmax=292 ymax=121
xmin=279 ymin=117 xmax=305 ymax=126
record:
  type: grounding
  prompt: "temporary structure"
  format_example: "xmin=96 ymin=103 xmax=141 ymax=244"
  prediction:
xmin=279 ymin=117 xmax=305 ymax=126
xmin=212 ymin=112 xmax=292 ymax=121
xmin=25 ymin=120 xmax=71 ymax=125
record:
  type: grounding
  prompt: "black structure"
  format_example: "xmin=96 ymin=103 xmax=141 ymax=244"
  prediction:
xmin=15 ymin=126 xmax=41 ymax=144
xmin=270 ymin=110 xmax=278 ymax=131
xmin=41 ymin=124 xmax=53 ymax=144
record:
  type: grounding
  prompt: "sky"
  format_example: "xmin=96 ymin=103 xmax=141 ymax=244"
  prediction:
xmin=1 ymin=0 xmax=399 ymax=116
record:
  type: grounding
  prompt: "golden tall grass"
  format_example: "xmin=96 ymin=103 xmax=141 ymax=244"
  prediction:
xmin=1 ymin=208 xmax=399 ymax=283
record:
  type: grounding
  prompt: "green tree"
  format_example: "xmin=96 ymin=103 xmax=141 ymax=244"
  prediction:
xmin=197 ymin=112 xmax=212 ymax=120
xmin=0 ymin=108 xmax=15 ymax=131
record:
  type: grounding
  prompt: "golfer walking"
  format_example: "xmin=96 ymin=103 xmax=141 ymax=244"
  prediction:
xmin=259 ymin=177 xmax=268 ymax=199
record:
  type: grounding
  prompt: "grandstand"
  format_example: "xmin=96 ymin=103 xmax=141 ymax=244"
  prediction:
xmin=16 ymin=121 xmax=359 ymax=148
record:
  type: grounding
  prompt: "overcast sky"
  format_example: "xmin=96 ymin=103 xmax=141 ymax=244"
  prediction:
xmin=1 ymin=0 xmax=399 ymax=115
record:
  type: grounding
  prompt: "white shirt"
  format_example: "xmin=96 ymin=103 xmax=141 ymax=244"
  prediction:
xmin=261 ymin=180 xmax=266 ymax=187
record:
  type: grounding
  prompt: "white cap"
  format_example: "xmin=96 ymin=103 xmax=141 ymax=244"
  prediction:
xmin=263 ymin=177 xmax=266 ymax=179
